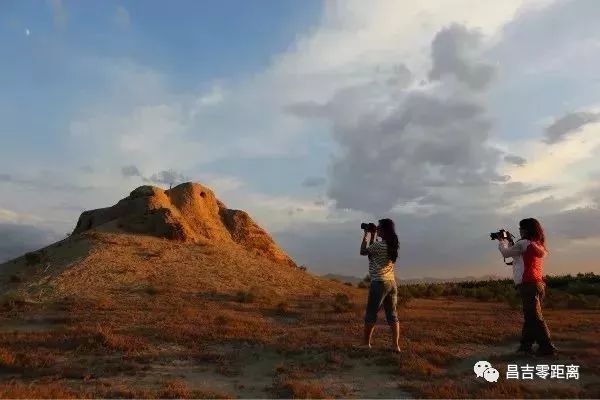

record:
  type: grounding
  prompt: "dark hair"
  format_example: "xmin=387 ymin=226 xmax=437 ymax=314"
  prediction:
xmin=378 ymin=218 xmax=399 ymax=262
xmin=519 ymin=218 xmax=546 ymax=247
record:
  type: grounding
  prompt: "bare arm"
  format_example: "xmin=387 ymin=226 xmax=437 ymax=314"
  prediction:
xmin=360 ymin=231 xmax=374 ymax=255
xmin=529 ymin=241 xmax=548 ymax=257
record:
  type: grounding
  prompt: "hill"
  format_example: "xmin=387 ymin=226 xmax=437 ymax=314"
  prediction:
xmin=0 ymin=182 xmax=345 ymax=301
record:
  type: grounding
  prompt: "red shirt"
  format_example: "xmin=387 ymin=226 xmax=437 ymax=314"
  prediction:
xmin=522 ymin=241 xmax=546 ymax=283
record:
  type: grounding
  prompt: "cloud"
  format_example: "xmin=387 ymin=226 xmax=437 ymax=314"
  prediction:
xmin=0 ymin=223 xmax=60 ymax=263
xmin=302 ymin=176 xmax=326 ymax=187
xmin=48 ymin=0 xmax=68 ymax=29
xmin=544 ymin=111 xmax=600 ymax=144
xmin=504 ymin=155 xmax=527 ymax=166
xmin=147 ymin=169 xmax=189 ymax=187
xmin=120 ymin=166 xmax=190 ymax=187
xmin=114 ymin=5 xmax=131 ymax=30
xmin=0 ymin=172 xmax=94 ymax=192
xmin=0 ymin=208 xmax=43 ymax=225
xmin=544 ymin=206 xmax=600 ymax=241
xmin=288 ymin=24 xmax=506 ymax=214
xmin=121 ymin=165 xmax=142 ymax=178
xmin=428 ymin=24 xmax=495 ymax=90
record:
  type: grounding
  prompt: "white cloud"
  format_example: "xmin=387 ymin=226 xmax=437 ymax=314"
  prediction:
xmin=502 ymin=117 xmax=600 ymax=204
xmin=0 ymin=208 xmax=43 ymax=224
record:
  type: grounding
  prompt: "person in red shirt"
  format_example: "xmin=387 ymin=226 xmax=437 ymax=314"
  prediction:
xmin=498 ymin=218 xmax=557 ymax=356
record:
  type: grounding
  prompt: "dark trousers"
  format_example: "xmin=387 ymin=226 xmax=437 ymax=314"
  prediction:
xmin=519 ymin=282 xmax=553 ymax=349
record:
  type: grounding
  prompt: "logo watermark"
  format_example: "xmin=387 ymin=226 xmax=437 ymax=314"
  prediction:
xmin=474 ymin=361 xmax=580 ymax=382
xmin=507 ymin=364 xmax=580 ymax=380
xmin=474 ymin=360 xmax=499 ymax=383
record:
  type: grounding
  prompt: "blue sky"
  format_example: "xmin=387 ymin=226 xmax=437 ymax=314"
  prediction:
xmin=1 ymin=0 xmax=599 ymax=278
xmin=0 ymin=0 xmax=321 ymax=163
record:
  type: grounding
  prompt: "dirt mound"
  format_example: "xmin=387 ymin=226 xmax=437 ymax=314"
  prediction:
xmin=73 ymin=182 xmax=296 ymax=267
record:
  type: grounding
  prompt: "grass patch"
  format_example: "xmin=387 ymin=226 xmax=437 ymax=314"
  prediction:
xmin=235 ymin=290 xmax=256 ymax=303
xmin=273 ymin=378 xmax=326 ymax=398
xmin=24 ymin=251 xmax=42 ymax=266
xmin=0 ymin=291 xmax=28 ymax=310
xmin=332 ymin=293 xmax=353 ymax=313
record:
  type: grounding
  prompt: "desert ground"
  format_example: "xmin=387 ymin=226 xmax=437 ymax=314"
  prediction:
xmin=0 ymin=231 xmax=598 ymax=399
xmin=1 ymin=183 xmax=598 ymax=398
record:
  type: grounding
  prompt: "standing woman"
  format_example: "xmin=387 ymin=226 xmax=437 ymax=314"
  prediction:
xmin=498 ymin=218 xmax=558 ymax=356
xmin=359 ymin=218 xmax=401 ymax=352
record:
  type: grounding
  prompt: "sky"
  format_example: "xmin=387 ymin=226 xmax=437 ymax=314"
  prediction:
xmin=1 ymin=0 xmax=600 ymax=279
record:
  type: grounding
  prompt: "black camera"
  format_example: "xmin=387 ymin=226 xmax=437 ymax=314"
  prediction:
xmin=490 ymin=229 xmax=512 ymax=241
xmin=361 ymin=222 xmax=377 ymax=233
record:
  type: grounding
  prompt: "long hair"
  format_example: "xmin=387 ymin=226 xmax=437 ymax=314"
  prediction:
xmin=519 ymin=218 xmax=546 ymax=247
xmin=378 ymin=218 xmax=399 ymax=262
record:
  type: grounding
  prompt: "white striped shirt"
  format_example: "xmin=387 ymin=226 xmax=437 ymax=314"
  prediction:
xmin=367 ymin=241 xmax=395 ymax=281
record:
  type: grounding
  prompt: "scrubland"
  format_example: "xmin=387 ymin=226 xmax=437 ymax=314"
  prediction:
xmin=0 ymin=232 xmax=598 ymax=398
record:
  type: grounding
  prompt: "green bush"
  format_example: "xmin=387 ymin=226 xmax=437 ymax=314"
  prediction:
xmin=24 ymin=252 xmax=41 ymax=266
xmin=275 ymin=301 xmax=290 ymax=315
xmin=504 ymin=292 xmax=521 ymax=309
xmin=332 ymin=293 xmax=352 ymax=313
xmin=0 ymin=291 xmax=27 ymax=309
xmin=235 ymin=290 xmax=255 ymax=303
xmin=389 ymin=274 xmax=599 ymax=309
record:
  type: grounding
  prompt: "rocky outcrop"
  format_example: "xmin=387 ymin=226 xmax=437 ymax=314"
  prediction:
xmin=73 ymin=182 xmax=296 ymax=267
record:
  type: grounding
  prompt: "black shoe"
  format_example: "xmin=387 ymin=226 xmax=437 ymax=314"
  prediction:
xmin=536 ymin=345 xmax=558 ymax=356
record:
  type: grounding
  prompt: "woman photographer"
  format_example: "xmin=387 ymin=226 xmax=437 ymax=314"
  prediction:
xmin=497 ymin=218 xmax=557 ymax=356
xmin=359 ymin=218 xmax=401 ymax=353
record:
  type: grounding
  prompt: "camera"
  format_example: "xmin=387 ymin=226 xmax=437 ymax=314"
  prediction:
xmin=490 ymin=229 xmax=513 ymax=242
xmin=361 ymin=222 xmax=377 ymax=233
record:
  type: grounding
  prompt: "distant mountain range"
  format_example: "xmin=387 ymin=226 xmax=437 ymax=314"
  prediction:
xmin=321 ymin=273 xmax=504 ymax=285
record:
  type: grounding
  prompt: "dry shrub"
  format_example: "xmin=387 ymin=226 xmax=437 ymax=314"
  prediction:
xmin=179 ymin=305 xmax=199 ymax=319
xmin=0 ymin=346 xmax=57 ymax=376
xmin=144 ymin=284 xmax=161 ymax=295
xmin=325 ymin=351 xmax=344 ymax=365
xmin=214 ymin=314 xmax=230 ymax=325
xmin=0 ymin=380 xmax=79 ymax=399
xmin=74 ymin=325 xmax=149 ymax=353
xmin=235 ymin=289 xmax=256 ymax=303
xmin=404 ymin=379 xmax=469 ymax=399
xmin=332 ymin=293 xmax=352 ymax=313
xmin=101 ymin=385 xmax=153 ymax=399
xmin=274 ymin=378 xmax=326 ymax=399
xmin=158 ymin=376 xmax=230 ymax=398
xmin=397 ymin=352 xmax=440 ymax=377
xmin=96 ymin=295 xmax=116 ymax=310
xmin=414 ymin=342 xmax=457 ymax=366
xmin=0 ymin=291 xmax=28 ymax=309
xmin=0 ymin=347 xmax=16 ymax=368
xmin=276 ymin=301 xmax=290 ymax=315
xmin=160 ymin=379 xmax=191 ymax=399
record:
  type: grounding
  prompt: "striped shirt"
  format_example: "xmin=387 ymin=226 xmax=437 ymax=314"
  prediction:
xmin=367 ymin=241 xmax=395 ymax=281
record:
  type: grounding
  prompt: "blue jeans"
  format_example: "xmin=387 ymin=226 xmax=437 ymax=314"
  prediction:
xmin=365 ymin=280 xmax=398 ymax=323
